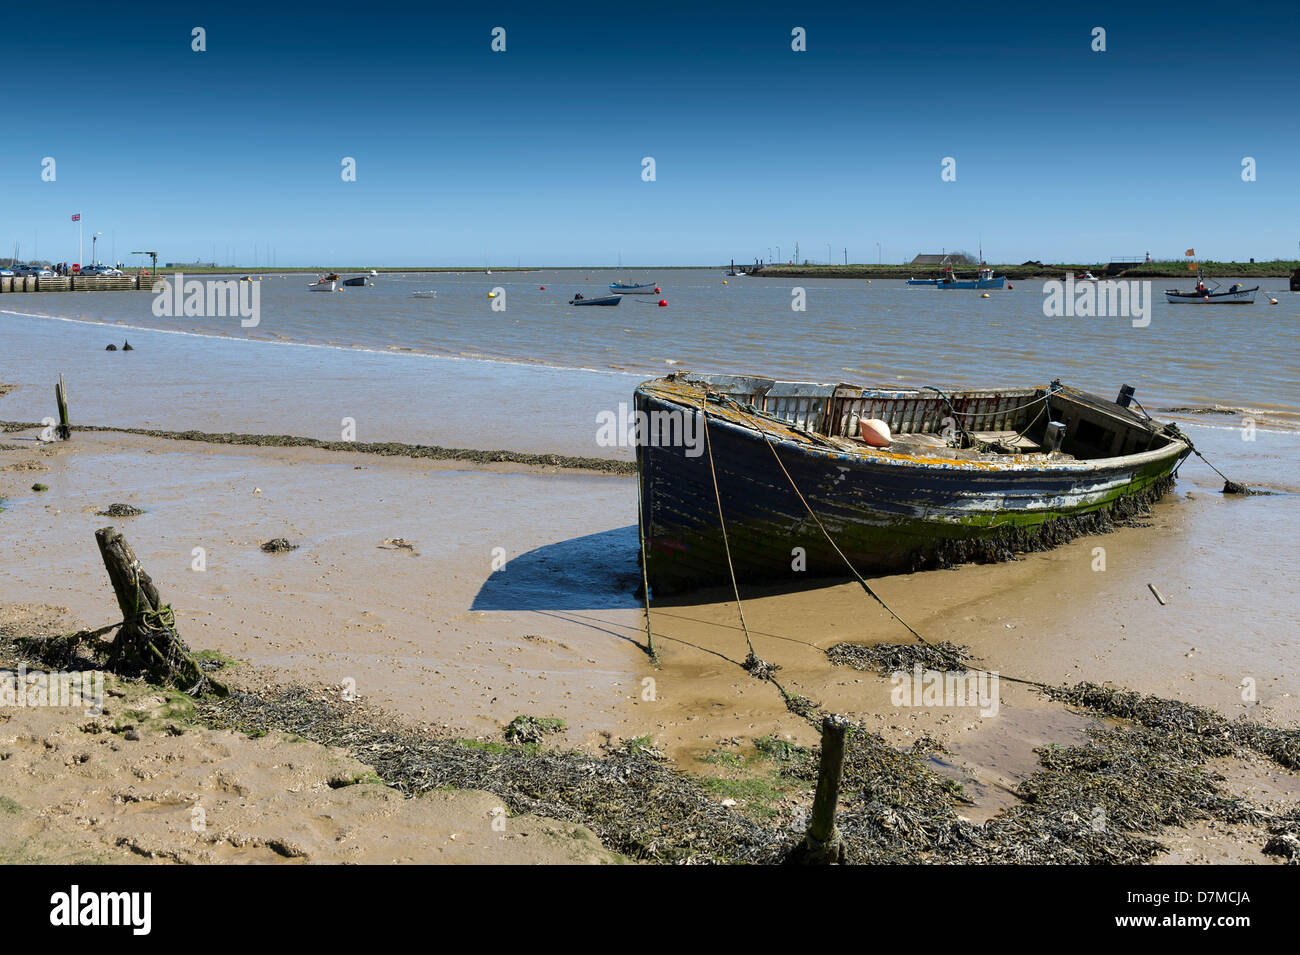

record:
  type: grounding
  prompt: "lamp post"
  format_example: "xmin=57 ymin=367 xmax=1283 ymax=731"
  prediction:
xmin=92 ymin=232 xmax=103 ymax=267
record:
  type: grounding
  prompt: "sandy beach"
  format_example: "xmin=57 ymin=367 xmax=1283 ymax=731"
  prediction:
xmin=3 ymin=402 xmax=1296 ymax=863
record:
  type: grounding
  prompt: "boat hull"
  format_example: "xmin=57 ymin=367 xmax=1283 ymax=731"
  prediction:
xmin=610 ymin=283 xmax=657 ymax=294
xmin=635 ymin=377 xmax=1187 ymax=595
xmin=571 ymin=295 xmax=622 ymax=306
xmin=1165 ymin=287 xmax=1257 ymax=304
xmin=936 ymin=276 xmax=1005 ymax=289
xmin=906 ymin=278 xmax=939 ymax=286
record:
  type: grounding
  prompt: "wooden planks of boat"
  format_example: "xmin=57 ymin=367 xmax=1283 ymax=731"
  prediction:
xmin=635 ymin=372 xmax=1191 ymax=594
xmin=570 ymin=295 xmax=622 ymax=306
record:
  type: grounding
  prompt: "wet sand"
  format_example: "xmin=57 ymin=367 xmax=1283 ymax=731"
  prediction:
xmin=2 ymin=424 xmax=1295 ymax=862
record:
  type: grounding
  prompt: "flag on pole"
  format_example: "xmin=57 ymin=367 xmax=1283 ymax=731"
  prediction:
xmin=71 ymin=214 xmax=81 ymax=221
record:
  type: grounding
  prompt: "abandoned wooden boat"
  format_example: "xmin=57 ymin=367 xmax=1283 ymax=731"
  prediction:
xmin=635 ymin=372 xmax=1191 ymax=594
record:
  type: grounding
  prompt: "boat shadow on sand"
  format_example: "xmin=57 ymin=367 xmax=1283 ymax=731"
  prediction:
xmin=470 ymin=526 xmax=642 ymax=612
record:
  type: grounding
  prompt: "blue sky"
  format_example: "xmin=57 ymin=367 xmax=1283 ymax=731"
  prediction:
xmin=2 ymin=0 xmax=1296 ymax=266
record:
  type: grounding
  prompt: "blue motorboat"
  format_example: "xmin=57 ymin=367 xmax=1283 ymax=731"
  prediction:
xmin=906 ymin=277 xmax=939 ymax=286
xmin=936 ymin=267 xmax=1005 ymax=290
xmin=610 ymin=281 xmax=658 ymax=294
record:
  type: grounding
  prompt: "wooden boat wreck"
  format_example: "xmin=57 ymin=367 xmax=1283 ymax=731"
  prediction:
xmin=635 ymin=372 xmax=1191 ymax=595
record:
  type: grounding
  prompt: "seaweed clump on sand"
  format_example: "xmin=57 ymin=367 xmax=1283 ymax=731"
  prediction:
xmin=260 ymin=538 xmax=297 ymax=553
xmin=96 ymin=503 xmax=144 ymax=517
xmin=1046 ymin=683 xmax=1300 ymax=770
xmin=503 ymin=715 xmax=565 ymax=745
xmin=198 ymin=687 xmax=782 ymax=864
xmin=827 ymin=641 xmax=972 ymax=675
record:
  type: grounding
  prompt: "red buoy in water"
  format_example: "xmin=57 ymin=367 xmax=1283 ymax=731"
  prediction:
xmin=657 ymin=299 xmax=668 ymax=307
xmin=540 ymin=285 xmax=546 ymax=290
xmin=654 ymin=286 xmax=661 ymax=292
xmin=1007 ymin=282 xmax=1014 ymax=289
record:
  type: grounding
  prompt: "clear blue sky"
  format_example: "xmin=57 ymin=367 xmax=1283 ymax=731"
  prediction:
xmin=2 ymin=0 xmax=1296 ymax=267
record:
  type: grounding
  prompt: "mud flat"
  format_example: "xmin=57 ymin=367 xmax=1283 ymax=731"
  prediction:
xmin=1 ymin=426 xmax=1296 ymax=864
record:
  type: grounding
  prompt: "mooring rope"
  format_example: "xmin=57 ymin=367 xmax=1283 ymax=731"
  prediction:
xmin=699 ymin=396 xmax=760 ymax=664
xmin=634 ymin=446 xmax=659 ymax=665
xmin=726 ymin=402 xmax=1051 ymax=689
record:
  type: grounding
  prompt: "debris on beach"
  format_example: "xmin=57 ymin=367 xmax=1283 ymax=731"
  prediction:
xmin=105 ymin=344 xmax=117 ymax=351
xmin=827 ymin=641 xmax=973 ymax=674
xmin=121 ymin=341 xmax=133 ymax=351
xmin=96 ymin=503 xmax=144 ymax=517
xmin=0 ymin=420 xmax=636 ymax=475
xmin=260 ymin=538 xmax=297 ymax=553
xmin=378 ymin=537 xmax=418 ymax=553
xmin=31 ymin=483 xmax=48 ymax=492
xmin=504 ymin=715 xmax=566 ymax=745
xmin=742 ymin=652 xmax=780 ymax=680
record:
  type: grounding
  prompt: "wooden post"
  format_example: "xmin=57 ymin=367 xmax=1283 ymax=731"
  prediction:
xmin=800 ymin=714 xmax=850 ymax=864
xmin=54 ymin=374 xmax=70 ymax=440
xmin=95 ymin=527 xmax=227 ymax=696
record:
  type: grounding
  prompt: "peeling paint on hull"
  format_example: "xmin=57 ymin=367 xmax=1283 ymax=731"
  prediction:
xmin=636 ymin=377 xmax=1190 ymax=595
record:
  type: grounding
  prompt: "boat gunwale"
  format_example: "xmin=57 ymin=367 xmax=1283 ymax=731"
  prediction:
xmin=635 ymin=379 xmax=1189 ymax=475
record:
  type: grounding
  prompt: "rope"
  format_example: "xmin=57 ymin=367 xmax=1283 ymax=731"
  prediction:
xmin=1162 ymin=423 xmax=1258 ymax=494
xmin=726 ymin=402 xmax=1050 ymax=689
xmin=699 ymin=395 xmax=760 ymax=663
xmin=634 ymin=443 xmax=659 ymax=665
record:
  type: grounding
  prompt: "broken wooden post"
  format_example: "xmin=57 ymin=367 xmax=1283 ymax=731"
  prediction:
xmin=94 ymin=526 xmax=227 ymax=696
xmin=799 ymin=713 xmax=850 ymax=864
xmin=55 ymin=374 xmax=70 ymax=440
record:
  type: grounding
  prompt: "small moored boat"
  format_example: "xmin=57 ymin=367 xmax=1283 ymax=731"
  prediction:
xmin=936 ymin=266 xmax=1005 ymax=290
xmin=610 ymin=281 xmax=658 ymax=294
xmin=412 ymin=290 xmax=438 ymax=298
xmin=1165 ymin=272 xmax=1257 ymax=304
xmin=570 ymin=294 xmax=622 ymax=306
xmin=309 ymin=272 xmax=340 ymax=292
xmin=635 ymin=372 xmax=1190 ymax=594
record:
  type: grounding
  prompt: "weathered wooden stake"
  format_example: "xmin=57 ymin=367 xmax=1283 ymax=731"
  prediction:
xmin=95 ymin=526 xmax=227 ymax=696
xmin=55 ymin=374 xmax=71 ymax=440
xmin=800 ymin=714 xmax=850 ymax=864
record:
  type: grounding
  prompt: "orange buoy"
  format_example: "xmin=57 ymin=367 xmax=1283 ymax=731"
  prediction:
xmin=859 ymin=418 xmax=892 ymax=447
xmin=657 ymin=299 xmax=667 ymax=307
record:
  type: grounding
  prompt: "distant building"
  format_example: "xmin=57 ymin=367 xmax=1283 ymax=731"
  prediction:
xmin=910 ymin=253 xmax=974 ymax=266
